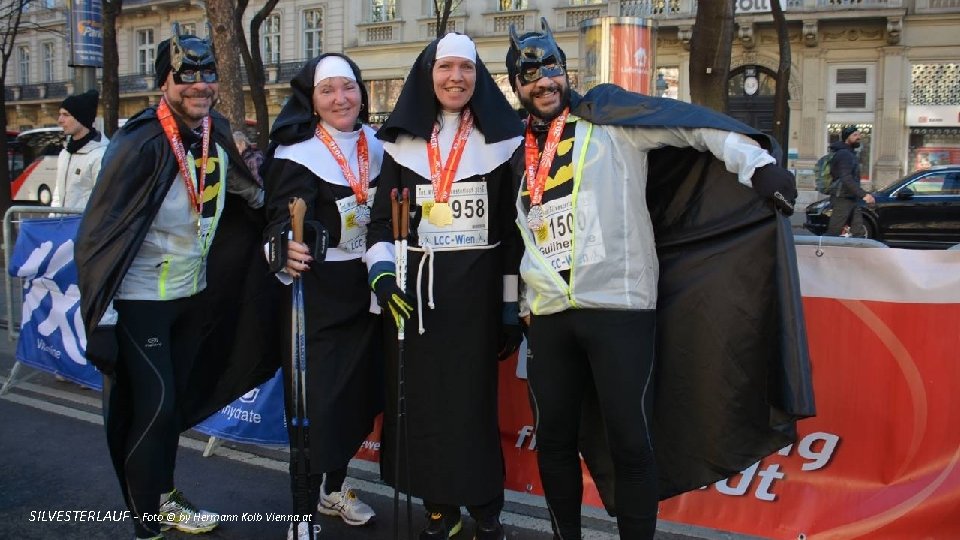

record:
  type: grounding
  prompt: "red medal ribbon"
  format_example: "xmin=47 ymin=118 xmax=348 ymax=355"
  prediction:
xmin=157 ymin=98 xmax=210 ymax=215
xmin=524 ymin=107 xmax=570 ymax=208
xmin=315 ymin=124 xmax=369 ymax=204
xmin=427 ymin=109 xmax=474 ymax=203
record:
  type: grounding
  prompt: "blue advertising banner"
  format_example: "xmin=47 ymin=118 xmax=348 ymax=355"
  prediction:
xmin=195 ymin=369 xmax=289 ymax=446
xmin=69 ymin=0 xmax=103 ymax=67
xmin=8 ymin=217 xmax=290 ymax=447
xmin=8 ymin=216 xmax=102 ymax=389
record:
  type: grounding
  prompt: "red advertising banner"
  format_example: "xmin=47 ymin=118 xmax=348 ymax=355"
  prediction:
xmin=358 ymin=246 xmax=960 ymax=538
xmin=609 ymin=21 xmax=654 ymax=95
xmin=579 ymin=17 xmax=655 ymax=95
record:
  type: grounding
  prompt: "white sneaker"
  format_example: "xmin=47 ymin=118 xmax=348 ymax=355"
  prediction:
xmin=287 ymin=521 xmax=321 ymax=540
xmin=317 ymin=482 xmax=375 ymax=526
xmin=157 ymin=488 xmax=219 ymax=533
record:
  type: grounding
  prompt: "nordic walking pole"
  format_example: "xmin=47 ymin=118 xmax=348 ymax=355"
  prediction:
xmin=288 ymin=197 xmax=315 ymax=540
xmin=400 ymin=188 xmax=413 ymax=540
xmin=391 ymin=188 xmax=413 ymax=540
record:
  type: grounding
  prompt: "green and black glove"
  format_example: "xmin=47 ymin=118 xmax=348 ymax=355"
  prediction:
xmin=369 ymin=262 xmax=415 ymax=329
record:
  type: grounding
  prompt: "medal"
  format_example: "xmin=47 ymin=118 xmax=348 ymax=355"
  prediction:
xmin=426 ymin=109 xmax=473 ymax=227
xmin=527 ymin=204 xmax=546 ymax=231
xmin=316 ymin=124 xmax=370 ymax=220
xmin=524 ymin=108 xmax=569 ymax=231
xmin=428 ymin=201 xmax=454 ymax=227
xmin=354 ymin=204 xmax=371 ymax=226
xmin=157 ymin=98 xmax=211 ymax=229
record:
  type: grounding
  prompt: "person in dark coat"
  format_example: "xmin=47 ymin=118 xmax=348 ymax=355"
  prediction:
xmin=365 ymin=33 xmax=524 ymax=540
xmin=826 ymin=125 xmax=875 ymax=236
xmin=505 ymin=19 xmax=814 ymax=540
xmin=74 ymin=29 xmax=279 ymax=540
xmin=262 ymin=53 xmax=383 ymax=540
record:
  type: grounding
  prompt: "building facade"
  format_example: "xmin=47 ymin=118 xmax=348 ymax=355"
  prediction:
xmin=5 ymin=0 xmax=960 ymax=189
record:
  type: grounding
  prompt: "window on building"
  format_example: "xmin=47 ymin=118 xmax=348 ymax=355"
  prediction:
xmin=656 ymin=66 xmax=679 ymax=99
xmin=179 ymin=22 xmax=197 ymax=36
xmin=18 ymin=46 xmax=29 ymax=85
xmin=498 ymin=0 xmax=528 ymax=10
xmin=303 ymin=9 xmax=323 ymax=59
xmin=42 ymin=42 xmax=55 ymax=82
xmin=137 ymin=29 xmax=155 ymax=75
xmin=371 ymin=0 xmax=397 ymax=22
xmin=828 ymin=64 xmax=875 ymax=112
xmin=262 ymin=14 xmax=281 ymax=64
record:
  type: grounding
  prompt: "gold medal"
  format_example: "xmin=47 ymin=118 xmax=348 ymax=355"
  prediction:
xmin=428 ymin=201 xmax=454 ymax=227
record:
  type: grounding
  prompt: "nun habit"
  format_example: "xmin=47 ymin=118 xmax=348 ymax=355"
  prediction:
xmin=367 ymin=35 xmax=523 ymax=508
xmin=264 ymin=53 xmax=385 ymax=486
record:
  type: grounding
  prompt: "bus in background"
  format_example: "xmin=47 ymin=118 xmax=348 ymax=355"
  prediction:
xmin=9 ymin=127 xmax=64 ymax=205
xmin=6 ymin=130 xmax=25 ymax=181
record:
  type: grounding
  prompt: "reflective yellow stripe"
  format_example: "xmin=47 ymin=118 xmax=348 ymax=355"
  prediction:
xmin=158 ymin=259 xmax=170 ymax=299
xmin=566 ymin=122 xmax=593 ymax=309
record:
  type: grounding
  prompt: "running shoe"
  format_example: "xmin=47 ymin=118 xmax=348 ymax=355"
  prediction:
xmin=317 ymin=481 xmax=375 ymax=526
xmin=419 ymin=511 xmax=464 ymax=539
xmin=157 ymin=488 xmax=219 ymax=533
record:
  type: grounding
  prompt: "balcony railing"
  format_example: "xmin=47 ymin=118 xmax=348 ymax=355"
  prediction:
xmin=5 ymin=81 xmax=72 ymax=101
xmin=915 ymin=0 xmax=960 ymax=12
xmin=618 ymin=0 xmax=904 ymax=17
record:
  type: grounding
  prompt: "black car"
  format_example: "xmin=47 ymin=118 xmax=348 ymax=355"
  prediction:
xmin=804 ymin=165 xmax=960 ymax=249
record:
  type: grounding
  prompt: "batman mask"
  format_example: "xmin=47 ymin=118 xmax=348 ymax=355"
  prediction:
xmin=155 ymin=23 xmax=217 ymax=87
xmin=507 ymin=17 xmax=567 ymax=88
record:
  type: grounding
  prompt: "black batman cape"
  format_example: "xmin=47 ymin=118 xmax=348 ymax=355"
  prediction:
xmin=569 ymin=84 xmax=815 ymax=501
xmin=75 ymin=106 xmax=282 ymax=427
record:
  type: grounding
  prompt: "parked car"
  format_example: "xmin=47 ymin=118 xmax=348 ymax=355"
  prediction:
xmin=10 ymin=127 xmax=65 ymax=205
xmin=804 ymin=165 xmax=960 ymax=249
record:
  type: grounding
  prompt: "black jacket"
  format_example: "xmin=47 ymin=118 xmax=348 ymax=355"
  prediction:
xmin=828 ymin=140 xmax=865 ymax=199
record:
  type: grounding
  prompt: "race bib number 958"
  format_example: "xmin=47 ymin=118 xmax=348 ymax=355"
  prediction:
xmin=416 ymin=182 xmax=489 ymax=248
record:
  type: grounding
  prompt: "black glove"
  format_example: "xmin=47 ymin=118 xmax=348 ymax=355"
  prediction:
xmin=752 ymin=163 xmax=798 ymax=216
xmin=369 ymin=262 xmax=415 ymax=329
xmin=497 ymin=302 xmax=523 ymax=361
xmin=86 ymin=325 xmax=119 ymax=376
xmin=264 ymin=220 xmax=289 ymax=273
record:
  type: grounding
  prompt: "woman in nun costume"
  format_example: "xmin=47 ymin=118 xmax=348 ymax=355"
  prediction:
xmin=365 ymin=34 xmax=524 ymax=540
xmin=264 ymin=53 xmax=384 ymax=540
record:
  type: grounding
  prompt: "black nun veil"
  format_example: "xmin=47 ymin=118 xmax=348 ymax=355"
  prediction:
xmin=269 ymin=53 xmax=371 ymax=146
xmin=377 ymin=34 xmax=522 ymax=144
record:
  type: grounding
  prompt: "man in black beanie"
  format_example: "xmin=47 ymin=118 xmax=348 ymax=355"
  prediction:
xmin=75 ymin=26 xmax=279 ymax=540
xmin=54 ymin=89 xmax=109 ymax=208
xmin=826 ymin=125 xmax=875 ymax=236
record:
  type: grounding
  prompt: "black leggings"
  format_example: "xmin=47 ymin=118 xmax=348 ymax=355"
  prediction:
xmin=528 ymin=309 xmax=658 ymax=540
xmin=112 ymin=296 xmax=204 ymax=537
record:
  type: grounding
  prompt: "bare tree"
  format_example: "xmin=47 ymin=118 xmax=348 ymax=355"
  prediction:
xmin=434 ymin=0 xmax=462 ymax=38
xmin=0 ymin=0 xmax=30 ymax=214
xmin=205 ymin=0 xmax=245 ymax=128
xmin=101 ymin=0 xmax=122 ymax=137
xmin=771 ymin=0 xmax=791 ymax=163
xmin=236 ymin=0 xmax=279 ymax=150
xmin=688 ymin=0 xmax=735 ymax=112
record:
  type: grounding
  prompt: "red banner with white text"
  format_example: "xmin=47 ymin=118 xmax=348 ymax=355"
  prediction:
xmin=359 ymin=245 xmax=960 ymax=538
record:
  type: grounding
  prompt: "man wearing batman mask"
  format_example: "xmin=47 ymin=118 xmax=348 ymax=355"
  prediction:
xmin=506 ymin=19 xmax=814 ymax=540
xmin=76 ymin=25 xmax=279 ymax=540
